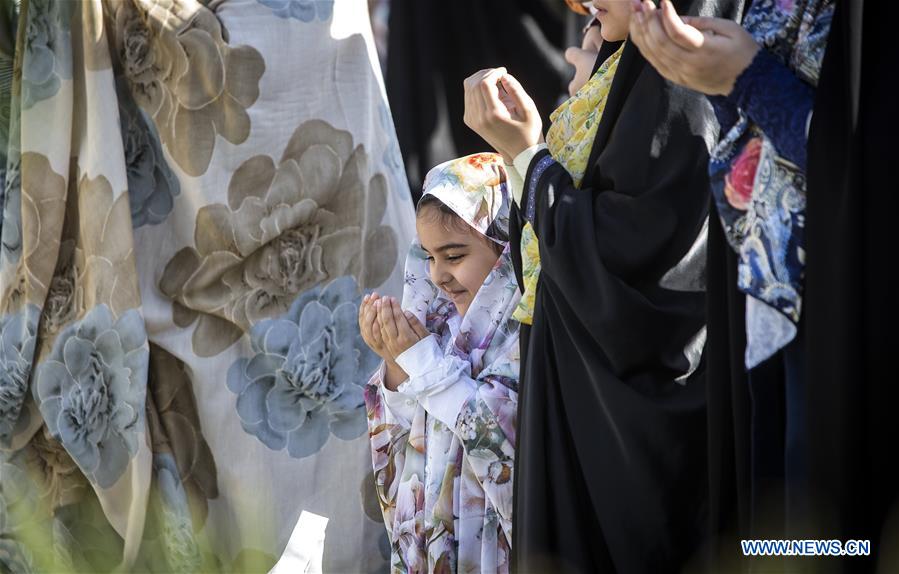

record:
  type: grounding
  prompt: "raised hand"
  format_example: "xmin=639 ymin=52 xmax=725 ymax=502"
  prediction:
xmin=463 ymin=68 xmax=543 ymax=163
xmin=629 ymin=0 xmax=759 ymax=96
xmin=565 ymin=24 xmax=603 ymax=96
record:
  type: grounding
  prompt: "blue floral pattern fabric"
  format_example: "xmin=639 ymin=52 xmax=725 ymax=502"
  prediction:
xmin=34 ymin=305 xmax=149 ymax=489
xmin=258 ymin=0 xmax=334 ymax=22
xmin=0 ymin=306 xmax=38 ymax=448
xmin=117 ymin=78 xmax=181 ymax=229
xmin=709 ymin=0 xmax=834 ymax=368
xmin=0 ymin=1 xmax=413 ymax=571
xmin=227 ymin=276 xmax=379 ymax=458
xmin=21 ymin=0 xmax=72 ymax=110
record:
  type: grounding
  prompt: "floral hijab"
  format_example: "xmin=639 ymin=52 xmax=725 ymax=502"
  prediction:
xmin=710 ymin=0 xmax=834 ymax=368
xmin=367 ymin=154 xmax=520 ymax=572
xmin=403 ymin=152 xmax=519 ymax=375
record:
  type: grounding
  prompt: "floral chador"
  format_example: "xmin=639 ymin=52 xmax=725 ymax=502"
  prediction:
xmin=709 ymin=0 xmax=835 ymax=367
xmin=0 ymin=1 xmax=413 ymax=572
xmin=365 ymin=154 xmax=521 ymax=573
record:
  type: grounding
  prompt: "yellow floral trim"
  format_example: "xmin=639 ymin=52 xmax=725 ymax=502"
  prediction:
xmin=514 ymin=45 xmax=624 ymax=325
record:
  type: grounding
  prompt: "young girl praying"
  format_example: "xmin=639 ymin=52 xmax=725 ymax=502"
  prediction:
xmin=359 ymin=153 xmax=520 ymax=574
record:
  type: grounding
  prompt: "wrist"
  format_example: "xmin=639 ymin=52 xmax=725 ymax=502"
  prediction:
xmin=384 ymin=360 xmax=407 ymax=392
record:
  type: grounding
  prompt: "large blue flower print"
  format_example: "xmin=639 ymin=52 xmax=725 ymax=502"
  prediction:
xmin=22 ymin=0 xmax=73 ymax=109
xmin=227 ymin=276 xmax=379 ymax=458
xmin=34 ymin=305 xmax=149 ymax=488
xmin=0 ymin=306 xmax=38 ymax=448
xmin=258 ymin=0 xmax=334 ymax=22
xmin=118 ymin=78 xmax=181 ymax=229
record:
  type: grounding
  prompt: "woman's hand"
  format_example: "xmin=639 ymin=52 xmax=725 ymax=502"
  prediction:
xmin=628 ymin=0 xmax=759 ymax=96
xmin=565 ymin=23 xmax=603 ymax=96
xmin=463 ymin=68 xmax=543 ymax=163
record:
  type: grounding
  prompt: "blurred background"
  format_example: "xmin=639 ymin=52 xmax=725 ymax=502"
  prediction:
xmin=369 ymin=0 xmax=590 ymax=202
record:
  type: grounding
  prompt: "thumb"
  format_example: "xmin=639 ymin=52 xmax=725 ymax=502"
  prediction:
xmin=681 ymin=15 xmax=739 ymax=37
xmin=499 ymin=74 xmax=538 ymax=121
xmin=404 ymin=311 xmax=430 ymax=339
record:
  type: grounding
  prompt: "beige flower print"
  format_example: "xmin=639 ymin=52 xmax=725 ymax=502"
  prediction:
xmin=159 ymin=120 xmax=399 ymax=357
xmin=108 ymin=0 xmax=265 ymax=177
xmin=38 ymin=170 xmax=141 ymax=341
xmin=1 ymin=153 xmax=67 ymax=314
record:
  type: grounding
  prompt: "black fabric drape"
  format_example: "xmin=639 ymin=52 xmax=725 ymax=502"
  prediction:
xmin=704 ymin=205 xmax=752 ymax=563
xmin=385 ymin=0 xmax=571 ymax=202
xmin=706 ymin=1 xmax=899 ymax=571
xmin=804 ymin=0 xmax=899 ymax=570
xmin=511 ymin=2 xmax=742 ymax=571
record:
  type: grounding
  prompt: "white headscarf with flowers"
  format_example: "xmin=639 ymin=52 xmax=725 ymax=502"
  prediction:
xmin=401 ymin=153 xmax=519 ymax=376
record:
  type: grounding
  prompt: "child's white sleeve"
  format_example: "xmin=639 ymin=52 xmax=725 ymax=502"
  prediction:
xmin=394 ymin=335 xmax=477 ymax=430
xmin=370 ymin=361 xmax=417 ymax=426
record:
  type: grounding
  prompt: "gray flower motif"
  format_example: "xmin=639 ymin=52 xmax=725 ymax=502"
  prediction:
xmin=258 ymin=0 xmax=334 ymax=22
xmin=227 ymin=276 xmax=379 ymax=458
xmin=34 ymin=305 xmax=149 ymax=488
xmin=22 ymin=0 xmax=73 ymax=109
xmin=117 ymin=78 xmax=181 ymax=228
xmin=0 ymin=305 xmax=38 ymax=447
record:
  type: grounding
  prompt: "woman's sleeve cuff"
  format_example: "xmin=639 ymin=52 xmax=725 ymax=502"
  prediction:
xmin=512 ymin=143 xmax=548 ymax=185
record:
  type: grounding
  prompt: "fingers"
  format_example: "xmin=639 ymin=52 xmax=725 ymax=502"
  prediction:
xmin=463 ymin=71 xmax=484 ymax=131
xmin=391 ymin=300 xmax=420 ymax=344
xmin=464 ymin=67 xmax=513 ymax=157
xmin=377 ymin=297 xmax=399 ymax=342
xmin=358 ymin=293 xmax=374 ymax=334
xmin=498 ymin=73 xmax=537 ymax=122
xmin=582 ymin=24 xmax=603 ymax=51
xmin=376 ymin=298 xmax=424 ymax=357
xmin=681 ymin=15 xmax=740 ymax=37
xmin=405 ymin=312 xmax=430 ymax=340
xmin=630 ymin=2 xmax=675 ymax=80
xmin=632 ymin=1 xmax=690 ymax=83
xmin=478 ymin=68 xmax=510 ymax=126
xmin=659 ymin=0 xmax=705 ymax=50
xmin=644 ymin=3 xmax=690 ymax=63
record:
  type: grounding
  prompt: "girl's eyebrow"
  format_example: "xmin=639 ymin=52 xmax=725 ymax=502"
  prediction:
xmin=422 ymin=243 xmax=469 ymax=254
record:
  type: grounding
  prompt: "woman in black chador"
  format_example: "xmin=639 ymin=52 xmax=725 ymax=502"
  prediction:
xmin=463 ymin=1 xmax=742 ymax=572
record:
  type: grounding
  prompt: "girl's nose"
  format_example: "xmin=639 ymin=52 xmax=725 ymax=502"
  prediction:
xmin=431 ymin=263 xmax=452 ymax=287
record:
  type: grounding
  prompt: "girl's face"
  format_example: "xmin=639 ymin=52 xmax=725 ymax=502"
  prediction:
xmin=593 ymin=0 xmax=633 ymax=42
xmin=416 ymin=207 xmax=501 ymax=318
